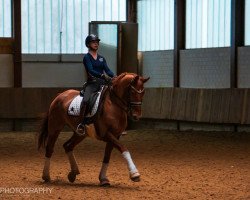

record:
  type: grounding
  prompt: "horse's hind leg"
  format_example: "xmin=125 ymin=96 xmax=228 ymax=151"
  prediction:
xmin=99 ymin=141 xmax=114 ymax=186
xmin=42 ymin=130 xmax=61 ymax=182
xmin=42 ymin=114 xmax=65 ymax=182
xmin=63 ymin=132 xmax=86 ymax=183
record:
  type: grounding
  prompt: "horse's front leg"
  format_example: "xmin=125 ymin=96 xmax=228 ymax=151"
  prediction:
xmin=106 ymin=132 xmax=140 ymax=182
xmin=99 ymin=141 xmax=114 ymax=186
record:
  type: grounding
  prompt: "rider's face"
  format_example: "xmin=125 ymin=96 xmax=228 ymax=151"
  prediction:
xmin=89 ymin=41 xmax=99 ymax=51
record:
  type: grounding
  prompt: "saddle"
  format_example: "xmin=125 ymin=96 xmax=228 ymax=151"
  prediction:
xmin=85 ymin=85 xmax=106 ymax=118
xmin=68 ymin=86 xmax=107 ymax=123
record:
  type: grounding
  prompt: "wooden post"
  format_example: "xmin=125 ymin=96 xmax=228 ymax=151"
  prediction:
xmin=127 ymin=0 xmax=137 ymax=23
xmin=13 ymin=0 xmax=22 ymax=87
xmin=174 ymin=0 xmax=186 ymax=88
xmin=230 ymin=0 xmax=245 ymax=88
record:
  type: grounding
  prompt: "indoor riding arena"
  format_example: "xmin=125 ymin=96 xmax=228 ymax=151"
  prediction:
xmin=0 ymin=0 xmax=250 ymax=200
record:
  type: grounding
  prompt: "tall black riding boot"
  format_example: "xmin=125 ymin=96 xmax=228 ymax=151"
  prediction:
xmin=76 ymin=104 xmax=87 ymax=135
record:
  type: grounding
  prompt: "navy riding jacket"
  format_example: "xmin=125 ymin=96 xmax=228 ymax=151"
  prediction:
xmin=83 ymin=53 xmax=114 ymax=81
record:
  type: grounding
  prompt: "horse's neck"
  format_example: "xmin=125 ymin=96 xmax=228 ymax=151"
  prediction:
xmin=93 ymin=91 xmax=127 ymax=138
xmin=97 ymin=87 xmax=127 ymax=114
xmin=111 ymin=85 xmax=129 ymax=104
xmin=112 ymin=82 xmax=129 ymax=99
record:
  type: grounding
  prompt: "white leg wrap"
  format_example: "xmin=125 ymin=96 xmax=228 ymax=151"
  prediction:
xmin=99 ymin=163 xmax=109 ymax=180
xmin=122 ymin=151 xmax=138 ymax=174
xmin=67 ymin=151 xmax=80 ymax=174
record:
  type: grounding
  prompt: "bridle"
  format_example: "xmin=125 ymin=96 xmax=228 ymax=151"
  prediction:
xmin=109 ymin=78 xmax=145 ymax=115
xmin=129 ymin=85 xmax=145 ymax=108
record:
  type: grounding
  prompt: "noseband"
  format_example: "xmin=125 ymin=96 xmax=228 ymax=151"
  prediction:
xmin=129 ymin=85 xmax=144 ymax=108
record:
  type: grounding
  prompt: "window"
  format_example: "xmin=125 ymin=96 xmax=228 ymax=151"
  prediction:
xmin=0 ymin=0 xmax=12 ymax=37
xmin=245 ymin=0 xmax=250 ymax=45
xmin=21 ymin=0 xmax=126 ymax=54
xmin=137 ymin=0 xmax=174 ymax=51
xmin=186 ymin=0 xmax=231 ymax=49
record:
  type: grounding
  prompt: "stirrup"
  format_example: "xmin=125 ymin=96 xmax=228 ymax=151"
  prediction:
xmin=76 ymin=124 xmax=85 ymax=136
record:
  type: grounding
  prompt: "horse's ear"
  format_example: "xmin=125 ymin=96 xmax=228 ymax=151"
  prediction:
xmin=132 ymin=75 xmax=139 ymax=84
xmin=142 ymin=77 xmax=150 ymax=83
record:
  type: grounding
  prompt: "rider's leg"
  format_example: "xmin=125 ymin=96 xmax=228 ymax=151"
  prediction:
xmin=76 ymin=103 xmax=87 ymax=135
xmin=76 ymin=84 xmax=93 ymax=135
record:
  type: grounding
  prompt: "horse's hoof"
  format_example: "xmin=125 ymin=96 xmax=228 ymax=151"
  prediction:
xmin=42 ymin=175 xmax=51 ymax=183
xmin=68 ymin=171 xmax=77 ymax=183
xmin=130 ymin=172 xmax=141 ymax=182
xmin=131 ymin=176 xmax=140 ymax=182
xmin=99 ymin=179 xmax=111 ymax=187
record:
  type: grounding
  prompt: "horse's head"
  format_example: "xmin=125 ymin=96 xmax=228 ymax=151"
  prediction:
xmin=112 ymin=73 xmax=150 ymax=121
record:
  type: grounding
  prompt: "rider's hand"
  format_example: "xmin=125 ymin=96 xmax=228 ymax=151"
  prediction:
xmin=101 ymin=74 xmax=112 ymax=83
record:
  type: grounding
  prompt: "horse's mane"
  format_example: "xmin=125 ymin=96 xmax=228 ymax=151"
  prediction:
xmin=115 ymin=72 xmax=127 ymax=81
xmin=113 ymin=72 xmax=137 ymax=85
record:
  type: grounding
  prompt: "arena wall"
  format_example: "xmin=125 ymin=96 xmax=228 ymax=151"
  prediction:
xmin=1 ymin=47 xmax=250 ymax=131
xmin=0 ymin=54 xmax=14 ymax=87
xmin=141 ymin=47 xmax=250 ymax=88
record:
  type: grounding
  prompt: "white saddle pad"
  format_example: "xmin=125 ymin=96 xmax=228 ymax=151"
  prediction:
xmin=68 ymin=86 xmax=104 ymax=117
xmin=68 ymin=95 xmax=83 ymax=116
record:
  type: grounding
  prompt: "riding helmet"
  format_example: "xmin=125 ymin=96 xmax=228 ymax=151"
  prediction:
xmin=85 ymin=34 xmax=100 ymax=47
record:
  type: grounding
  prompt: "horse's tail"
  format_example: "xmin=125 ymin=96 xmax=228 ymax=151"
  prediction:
xmin=38 ymin=112 xmax=49 ymax=150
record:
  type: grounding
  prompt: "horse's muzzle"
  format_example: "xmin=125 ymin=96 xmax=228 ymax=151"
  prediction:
xmin=131 ymin=114 xmax=140 ymax=121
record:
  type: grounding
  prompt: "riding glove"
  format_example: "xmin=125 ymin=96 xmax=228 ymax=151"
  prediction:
xmin=101 ymin=74 xmax=112 ymax=83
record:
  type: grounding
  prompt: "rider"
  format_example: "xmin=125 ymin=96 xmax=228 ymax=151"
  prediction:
xmin=76 ymin=34 xmax=115 ymax=134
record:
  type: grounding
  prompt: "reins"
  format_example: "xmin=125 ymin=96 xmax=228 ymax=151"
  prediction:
xmin=109 ymin=86 xmax=129 ymax=113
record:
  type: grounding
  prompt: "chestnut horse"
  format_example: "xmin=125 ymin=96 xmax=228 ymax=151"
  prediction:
xmin=38 ymin=72 xmax=149 ymax=186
